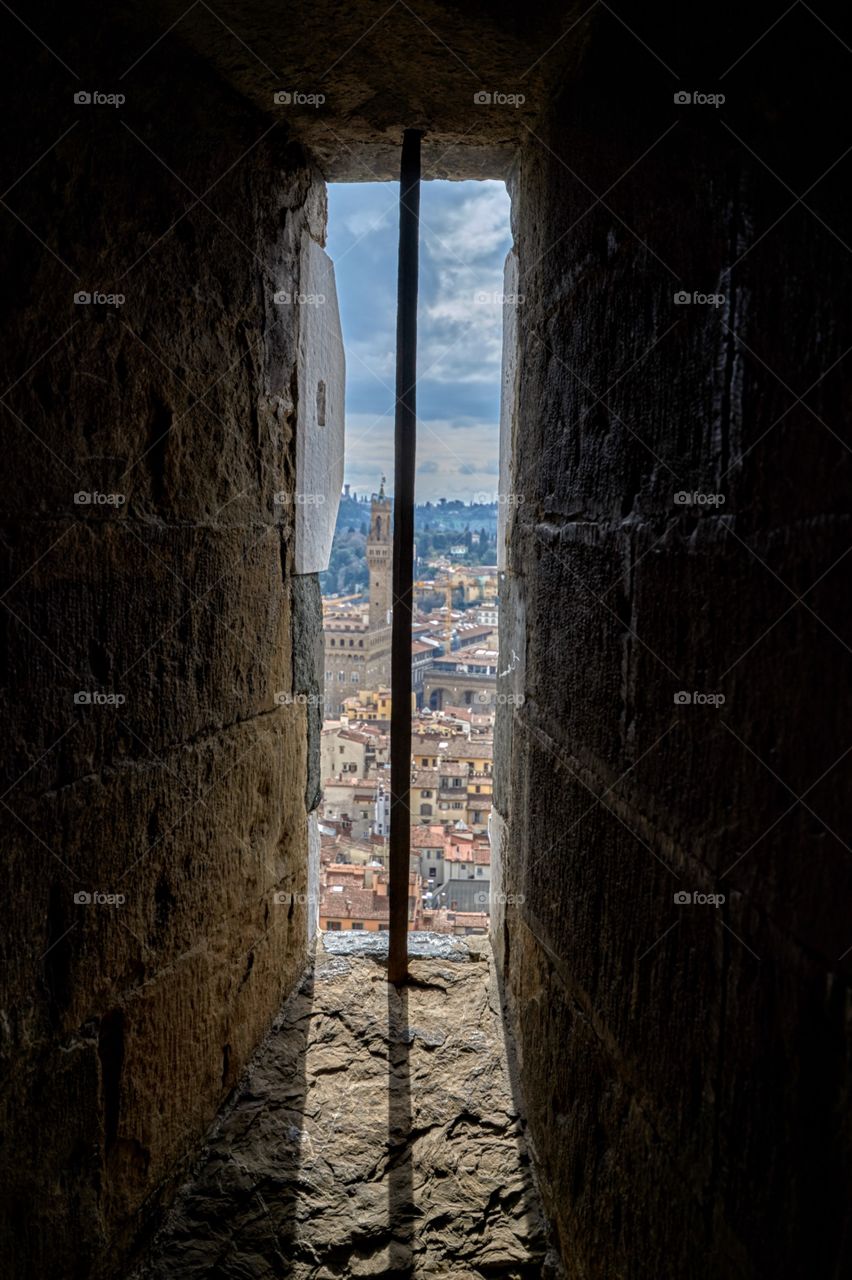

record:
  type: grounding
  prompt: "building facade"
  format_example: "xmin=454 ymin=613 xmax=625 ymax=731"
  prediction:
xmin=323 ymin=481 xmax=393 ymax=716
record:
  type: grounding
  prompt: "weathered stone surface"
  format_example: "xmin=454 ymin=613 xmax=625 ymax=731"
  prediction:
xmin=321 ymin=929 xmax=475 ymax=961
xmin=3 ymin=3 xmax=850 ymax=1278
xmin=0 ymin=10 xmax=326 ymax=1276
xmin=135 ymin=0 xmax=589 ymax=180
xmin=133 ymin=939 xmax=552 ymax=1279
xmin=294 ymin=235 xmax=345 ymax=574
xmin=497 ymin=8 xmax=852 ymax=1278
xmin=292 ymin=571 xmax=325 ymax=814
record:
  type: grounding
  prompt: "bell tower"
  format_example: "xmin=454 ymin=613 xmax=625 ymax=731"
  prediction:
xmin=366 ymin=477 xmax=392 ymax=632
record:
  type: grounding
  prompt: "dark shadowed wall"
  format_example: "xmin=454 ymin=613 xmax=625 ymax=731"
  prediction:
xmin=0 ymin=11 xmax=325 ymax=1276
xmin=495 ymin=5 xmax=852 ymax=1277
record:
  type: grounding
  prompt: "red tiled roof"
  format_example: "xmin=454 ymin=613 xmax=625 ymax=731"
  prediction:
xmin=438 ymin=762 xmax=469 ymax=777
xmin=411 ymin=827 xmax=447 ymax=848
xmin=446 ymin=843 xmax=491 ymax=864
xmin=320 ymin=886 xmax=390 ymax=922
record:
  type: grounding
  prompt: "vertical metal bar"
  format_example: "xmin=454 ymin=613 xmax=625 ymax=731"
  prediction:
xmin=388 ymin=128 xmax=421 ymax=985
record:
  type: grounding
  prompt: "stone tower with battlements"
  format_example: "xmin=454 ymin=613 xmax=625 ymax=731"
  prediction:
xmin=366 ymin=477 xmax=392 ymax=634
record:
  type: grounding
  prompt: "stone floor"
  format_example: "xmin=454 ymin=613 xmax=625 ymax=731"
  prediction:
xmin=133 ymin=935 xmax=553 ymax=1279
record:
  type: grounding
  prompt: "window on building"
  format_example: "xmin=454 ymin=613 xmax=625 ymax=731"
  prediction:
xmin=326 ymin=921 xmax=341 ymax=931
xmin=351 ymin=921 xmax=364 ymax=930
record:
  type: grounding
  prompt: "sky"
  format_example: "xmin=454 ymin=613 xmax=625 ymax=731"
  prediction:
xmin=326 ymin=180 xmax=512 ymax=503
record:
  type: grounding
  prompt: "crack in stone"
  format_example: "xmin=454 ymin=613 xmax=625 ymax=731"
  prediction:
xmin=134 ymin=940 xmax=548 ymax=1279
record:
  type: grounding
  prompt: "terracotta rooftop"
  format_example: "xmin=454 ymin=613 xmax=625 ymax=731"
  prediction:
xmin=320 ymin=886 xmax=390 ymax=923
xmin=411 ymin=827 xmax=448 ymax=849
xmin=446 ymin=843 xmax=491 ymax=865
xmin=438 ymin=762 xmax=469 ymax=778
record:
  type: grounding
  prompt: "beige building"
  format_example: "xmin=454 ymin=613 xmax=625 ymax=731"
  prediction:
xmin=410 ymin=768 xmax=440 ymax=821
xmin=320 ymin=722 xmax=388 ymax=782
xmin=423 ymin=644 xmax=498 ymax=711
xmin=321 ymin=778 xmax=377 ymax=840
xmin=465 ymin=771 xmax=492 ymax=833
xmin=321 ymin=724 xmax=369 ymax=781
xmin=339 ymin=687 xmax=395 ymax=726
xmin=323 ymin=482 xmax=392 ymax=716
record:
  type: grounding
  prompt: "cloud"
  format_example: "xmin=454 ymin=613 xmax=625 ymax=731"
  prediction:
xmin=343 ymin=201 xmax=396 ymax=239
xmin=342 ymin=412 xmax=500 ymax=502
xmin=328 ymin=180 xmax=511 ymax=501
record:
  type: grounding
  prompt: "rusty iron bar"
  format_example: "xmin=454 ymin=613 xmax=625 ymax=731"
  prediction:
xmin=388 ymin=129 xmax=422 ymax=985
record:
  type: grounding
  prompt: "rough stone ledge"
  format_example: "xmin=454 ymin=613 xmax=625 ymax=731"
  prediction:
xmin=320 ymin=929 xmax=484 ymax=962
xmin=132 ymin=936 xmax=557 ymax=1279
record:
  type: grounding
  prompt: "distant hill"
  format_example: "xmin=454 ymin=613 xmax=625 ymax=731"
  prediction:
xmin=320 ymin=495 xmax=499 ymax=596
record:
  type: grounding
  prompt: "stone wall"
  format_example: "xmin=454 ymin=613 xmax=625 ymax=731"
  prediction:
xmin=496 ymin=7 xmax=852 ymax=1277
xmin=0 ymin=10 xmax=331 ymax=1276
xmin=3 ymin=3 xmax=850 ymax=1277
